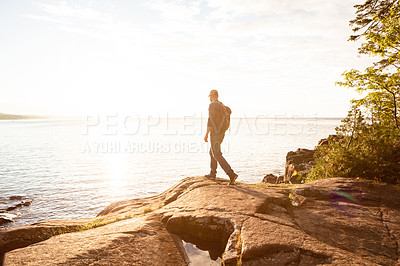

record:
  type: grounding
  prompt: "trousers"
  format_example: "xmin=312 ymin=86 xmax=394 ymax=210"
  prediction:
xmin=209 ymin=132 xmax=234 ymax=177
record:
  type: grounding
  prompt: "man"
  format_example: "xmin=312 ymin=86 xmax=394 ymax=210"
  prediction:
xmin=204 ymin=89 xmax=238 ymax=185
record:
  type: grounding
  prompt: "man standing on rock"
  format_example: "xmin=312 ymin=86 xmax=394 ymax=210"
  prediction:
xmin=204 ymin=89 xmax=238 ymax=185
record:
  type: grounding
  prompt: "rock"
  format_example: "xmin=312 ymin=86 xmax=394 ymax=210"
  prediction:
xmin=6 ymin=204 xmax=21 ymax=212
xmin=8 ymin=196 xmax=27 ymax=201
xmin=3 ymin=214 xmax=186 ymax=265
xmin=0 ymin=197 xmax=32 ymax=229
xmin=0 ymin=214 xmax=17 ymax=225
xmin=2 ymin=177 xmax=400 ymax=265
xmin=318 ymin=137 xmax=330 ymax=146
xmin=317 ymin=134 xmax=344 ymax=147
xmin=277 ymin=135 xmax=345 ymax=184
xmin=0 ymin=218 xmax=13 ymax=226
xmin=0 ymin=197 xmax=32 ymax=213
xmin=284 ymin=148 xmax=315 ymax=183
xmin=22 ymin=200 xmax=32 ymax=207
xmin=261 ymin=174 xmax=284 ymax=184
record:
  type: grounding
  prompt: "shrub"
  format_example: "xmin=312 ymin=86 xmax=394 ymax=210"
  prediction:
xmin=308 ymin=108 xmax=400 ymax=184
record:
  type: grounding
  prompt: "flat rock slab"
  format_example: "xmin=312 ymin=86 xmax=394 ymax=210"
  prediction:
xmin=161 ymin=181 xmax=288 ymax=216
xmin=4 ymin=214 xmax=185 ymax=265
xmin=2 ymin=177 xmax=400 ymax=265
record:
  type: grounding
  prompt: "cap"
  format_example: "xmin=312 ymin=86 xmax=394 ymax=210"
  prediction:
xmin=208 ymin=89 xmax=218 ymax=97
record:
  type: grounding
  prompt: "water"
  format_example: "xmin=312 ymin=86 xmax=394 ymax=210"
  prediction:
xmin=0 ymin=117 xmax=340 ymax=229
xmin=183 ymin=240 xmax=222 ymax=265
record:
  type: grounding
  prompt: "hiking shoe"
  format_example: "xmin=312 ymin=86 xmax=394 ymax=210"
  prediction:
xmin=228 ymin=173 xmax=238 ymax=186
xmin=205 ymin=174 xmax=216 ymax=180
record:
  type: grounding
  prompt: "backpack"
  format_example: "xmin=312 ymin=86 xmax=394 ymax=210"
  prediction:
xmin=219 ymin=102 xmax=231 ymax=132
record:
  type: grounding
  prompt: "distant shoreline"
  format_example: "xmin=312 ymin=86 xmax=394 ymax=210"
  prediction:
xmin=0 ymin=113 xmax=44 ymax=120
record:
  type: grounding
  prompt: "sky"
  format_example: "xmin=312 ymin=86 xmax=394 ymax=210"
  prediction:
xmin=0 ymin=0 xmax=375 ymax=118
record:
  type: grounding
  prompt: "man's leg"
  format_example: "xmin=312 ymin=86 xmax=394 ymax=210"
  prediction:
xmin=210 ymin=139 xmax=235 ymax=177
xmin=209 ymin=148 xmax=218 ymax=176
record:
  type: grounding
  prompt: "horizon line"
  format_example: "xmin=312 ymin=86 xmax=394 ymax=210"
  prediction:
xmin=0 ymin=112 xmax=345 ymax=120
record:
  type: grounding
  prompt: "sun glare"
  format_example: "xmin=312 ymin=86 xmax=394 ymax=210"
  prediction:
xmin=106 ymin=153 xmax=128 ymax=193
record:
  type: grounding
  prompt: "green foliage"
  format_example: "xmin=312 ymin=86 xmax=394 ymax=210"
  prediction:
xmin=345 ymin=0 xmax=400 ymax=130
xmin=309 ymin=0 xmax=400 ymax=184
xmin=350 ymin=0 xmax=400 ymax=69
xmin=308 ymin=115 xmax=400 ymax=183
xmin=337 ymin=67 xmax=400 ymax=128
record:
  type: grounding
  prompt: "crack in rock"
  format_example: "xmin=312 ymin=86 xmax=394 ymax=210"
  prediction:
xmin=223 ymin=218 xmax=249 ymax=265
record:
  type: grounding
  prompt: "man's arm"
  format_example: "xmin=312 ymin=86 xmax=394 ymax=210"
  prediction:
xmin=204 ymin=126 xmax=211 ymax=142
xmin=205 ymin=103 xmax=215 ymax=142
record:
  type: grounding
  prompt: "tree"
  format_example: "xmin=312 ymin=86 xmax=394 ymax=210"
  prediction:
xmin=345 ymin=0 xmax=400 ymax=128
xmin=350 ymin=0 xmax=400 ymax=69
xmin=308 ymin=0 xmax=400 ymax=184
xmin=337 ymin=67 xmax=400 ymax=129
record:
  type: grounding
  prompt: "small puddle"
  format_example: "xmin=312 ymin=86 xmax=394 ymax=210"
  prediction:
xmin=183 ymin=240 xmax=222 ymax=265
xmin=172 ymin=232 xmax=226 ymax=265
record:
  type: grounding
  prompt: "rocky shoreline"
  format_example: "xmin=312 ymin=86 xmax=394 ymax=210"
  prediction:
xmin=262 ymin=135 xmax=339 ymax=184
xmin=0 ymin=197 xmax=32 ymax=227
xmin=1 ymin=176 xmax=399 ymax=265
